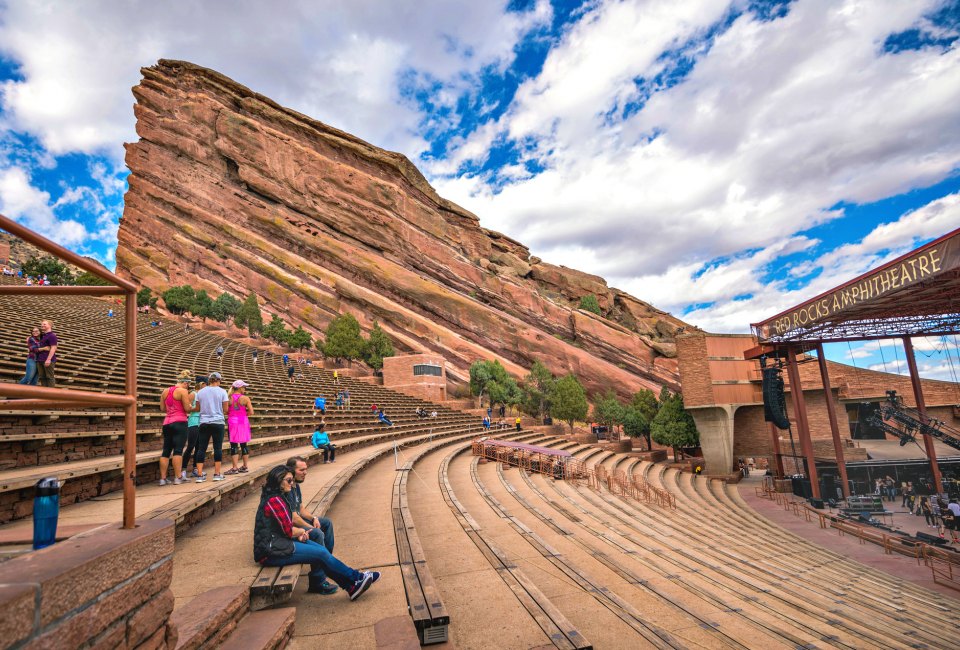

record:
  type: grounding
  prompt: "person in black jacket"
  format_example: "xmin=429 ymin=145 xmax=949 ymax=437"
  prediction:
xmin=253 ymin=465 xmax=379 ymax=600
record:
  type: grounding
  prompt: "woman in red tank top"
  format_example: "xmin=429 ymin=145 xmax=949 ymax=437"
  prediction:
xmin=159 ymin=370 xmax=195 ymax=485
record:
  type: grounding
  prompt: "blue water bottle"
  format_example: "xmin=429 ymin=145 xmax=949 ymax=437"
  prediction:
xmin=32 ymin=477 xmax=61 ymax=550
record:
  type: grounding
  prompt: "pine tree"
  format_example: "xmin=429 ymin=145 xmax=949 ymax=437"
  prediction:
xmin=549 ymin=374 xmax=589 ymax=433
xmin=323 ymin=314 xmax=364 ymax=362
xmin=287 ymin=326 xmax=313 ymax=351
xmin=263 ymin=314 xmax=289 ymax=344
xmin=650 ymin=389 xmax=699 ymax=458
xmin=235 ymin=293 xmax=264 ymax=335
xmin=189 ymin=290 xmax=214 ymax=322
xmin=362 ymin=321 xmax=395 ymax=372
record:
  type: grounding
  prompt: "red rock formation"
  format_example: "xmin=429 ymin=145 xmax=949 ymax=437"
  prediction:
xmin=117 ymin=60 xmax=694 ymax=399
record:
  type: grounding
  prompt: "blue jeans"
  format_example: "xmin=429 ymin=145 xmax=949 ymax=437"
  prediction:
xmin=305 ymin=517 xmax=335 ymax=579
xmin=19 ymin=358 xmax=38 ymax=385
xmin=262 ymin=540 xmax=361 ymax=590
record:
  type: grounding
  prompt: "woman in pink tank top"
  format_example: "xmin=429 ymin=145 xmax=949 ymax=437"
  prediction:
xmin=226 ymin=380 xmax=254 ymax=474
xmin=159 ymin=370 xmax=194 ymax=485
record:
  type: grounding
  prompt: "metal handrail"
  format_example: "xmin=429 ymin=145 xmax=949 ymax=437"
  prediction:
xmin=0 ymin=213 xmax=138 ymax=529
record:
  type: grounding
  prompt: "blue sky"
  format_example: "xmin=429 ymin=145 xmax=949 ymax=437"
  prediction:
xmin=1 ymin=0 xmax=959 ymax=380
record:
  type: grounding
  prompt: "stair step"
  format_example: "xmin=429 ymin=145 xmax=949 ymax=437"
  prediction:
xmin=218 ymin=607 xmax=296 ymax=650
xmin=171 ymin=586 xmax=247 ymax=650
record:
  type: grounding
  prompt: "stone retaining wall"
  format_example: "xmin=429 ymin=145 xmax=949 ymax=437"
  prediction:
xmin=0 ymin=519 xmax=177 ymax=650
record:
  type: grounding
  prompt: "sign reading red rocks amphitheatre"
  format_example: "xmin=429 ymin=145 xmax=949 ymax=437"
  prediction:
xmin=756 ymin=230 xmax=960 ymax=340
xmin=116 ymin=60 xmax=691 ymax=398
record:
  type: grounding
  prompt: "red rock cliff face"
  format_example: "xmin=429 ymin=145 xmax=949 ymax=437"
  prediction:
xmin=117 ymin=60 xmax=692 ymax=398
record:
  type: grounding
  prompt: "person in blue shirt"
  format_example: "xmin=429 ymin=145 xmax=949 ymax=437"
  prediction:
xmin=313 ymin=395 xmax=326 ymax=416
xmin=377 ymin=408 xmax=393 ymax=427
xmin=282 ymin=353 xmax=289 ymax=366
xmin=311 ymin=424 xmax=336 ymax=463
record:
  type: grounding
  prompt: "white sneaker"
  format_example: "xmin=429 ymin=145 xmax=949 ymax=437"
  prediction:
xmin=158 ymin=479 xmax=167 ymax=486
xmin=173 ymin=478 xmax=183 ymax=485
xmin=212 ymin=474 xmax=225 ymax=481
xmin=195 ymin=473 xmax=207 ymax=483
xmin=180 ymin=471 xmax=187 ymax=480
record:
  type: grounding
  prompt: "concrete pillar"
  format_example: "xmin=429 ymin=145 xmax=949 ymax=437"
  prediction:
xmin=687 ymin=405 xmax=735 ymax=474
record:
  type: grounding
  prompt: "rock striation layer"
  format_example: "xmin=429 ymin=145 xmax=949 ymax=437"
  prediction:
xmin=117 ymin=60 xmax=692 ymax=397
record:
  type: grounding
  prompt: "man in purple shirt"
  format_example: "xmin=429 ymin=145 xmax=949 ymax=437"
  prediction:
xmin=37 ymin=319 xmax=58 ymax=388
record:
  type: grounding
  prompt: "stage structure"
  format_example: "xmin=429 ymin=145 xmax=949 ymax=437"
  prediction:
xmin=749 ymin=227 xmax=960 ymax=500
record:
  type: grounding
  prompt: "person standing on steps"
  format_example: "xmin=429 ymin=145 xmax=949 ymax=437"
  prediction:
xmin=195 ymin=372 xmax=229 ymax=482
xmin=181 ymin=375 xmax=206 ymax=478
xmin=36 ymin=319 xmax=58 ymax=388
xmin=287 ymin=364 xmax=296 ymax=383
xmin=318 ymin=393 xmax=330 ymax=415
xmin=253 ymin=465 xmax=380 ymax=600
xmin=215 ymin=344 xmax=224 ymax=362
xmin=252 ymin=349 xmax=258 ymax=364
xmin=18 ymin=326 xmax=41 ymax=385
xmin=282 ymin=353 xmax=289 ymax=367
xmin=159 ymin=370 xmax=193 ymax=485
xmin=225 ymin=380 xmax=253 ymax=475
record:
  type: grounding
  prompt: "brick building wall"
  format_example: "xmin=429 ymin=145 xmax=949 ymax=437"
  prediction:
xmin=676 ymin=334 xmax=712 ymax=406
xmin=382 ymin=353 xmax=447 ymax=403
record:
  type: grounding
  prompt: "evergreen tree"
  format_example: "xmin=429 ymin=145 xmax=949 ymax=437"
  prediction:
xmin=549 ymin=374 xmax=589 ymax=433
xmin=520 ymin=360 xmax=555 ymax=420
xmin=623 ymin=388 xmax=659 ymax=450
xmin=210 ymin=292 xmax=242 ymax=325
xmin=287 ymin=325 xmax=313 ymax=351
xmin=323 ymin=313 xmax=364 ymax=361
xmin=136 ymin=287 xmax=158 ymax=308
xmin=469 ymin=359 xmax=512 ymax=407
xmin=74 ymin=271 xmax=110 ymax=286
xmin=362 ymin=321 xmax=395 ymax=372
xmin=189 ymin=290 xmax=214 ymax=322
xmin=593 ymin=390 xmax=625 ymax=438
xmin=234 ymin=293 xmax=264 ymax=336
xmin=21 ymin=255 xmax=74 ymax=285
xmin=578 ymin=294 xmax=602 ymax=315
xmin=263 ymin=314 xmax=289 ymax=344
xmin=162 ymin=285 xmax=195 ymax=314
xmin=650 ymin=389 xmax=699 ymax=458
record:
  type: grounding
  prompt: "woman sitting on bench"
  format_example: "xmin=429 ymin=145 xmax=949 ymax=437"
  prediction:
xmin=311 ymin=425 xmax=336 ymax=463
xmin=253 ymin=465 xmax=379 ymax=600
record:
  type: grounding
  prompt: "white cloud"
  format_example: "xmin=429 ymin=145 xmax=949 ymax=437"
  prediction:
xmin=0 ymin=0 xmax=550 ymax=161
xmin=434 ymin=0 xmax=960 ymax=331
xmin=0 ymin=166 xmax=88 ymax=245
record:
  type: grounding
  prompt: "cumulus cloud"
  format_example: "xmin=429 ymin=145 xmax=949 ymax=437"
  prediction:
xmin=434 ymin=0 xmax=960 ymax=331
xmin=0 ymin=167 xmax=88 ymax=244
xmin=0 ymin=0 xmax=549 ymax=161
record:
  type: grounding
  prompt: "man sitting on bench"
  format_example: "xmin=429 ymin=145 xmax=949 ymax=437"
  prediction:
xmin=254 ymin=464 xmax=379 ymax=600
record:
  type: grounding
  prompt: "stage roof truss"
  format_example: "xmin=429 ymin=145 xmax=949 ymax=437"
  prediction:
xmin=753 ymin=228 xmax=960 ymax=344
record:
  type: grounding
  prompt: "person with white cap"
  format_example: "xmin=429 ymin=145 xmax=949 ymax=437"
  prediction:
xmin=226 ymin=379 xmax=254 ymax=475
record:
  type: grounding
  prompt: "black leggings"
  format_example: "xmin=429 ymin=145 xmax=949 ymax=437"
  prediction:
xmin=230 ymin=442 xmax=249 ymax=456
xmin=182 ymin=425 xmax=200 ymax=465
xmin=161 ymin=421 xmax=188 ymax=458
xmin=195 ymin=423 xmax=224 ymax=464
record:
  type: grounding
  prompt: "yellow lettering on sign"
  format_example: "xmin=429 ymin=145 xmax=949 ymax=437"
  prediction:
xmin=918 ymin=254 xmax=930 ymax=276
xmin=930 ymin=248 xmax=942 ymax=272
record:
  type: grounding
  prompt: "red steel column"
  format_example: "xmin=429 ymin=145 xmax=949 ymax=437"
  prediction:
xmin=816 ymin=344 xmax=850 ymax=498
xmin=123 ymin=290 xmax=138 ymax=529
xmin=785 ymin=346 xmax=820 ymax=499
xmin=902 ymin=337 xmax=943 ymax=495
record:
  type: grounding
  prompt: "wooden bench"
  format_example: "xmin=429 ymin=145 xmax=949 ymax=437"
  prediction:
xmin=249 ymin=427 xmax=480 ymax=611
xmin=393 ymin=455 xmax=449 ymax=644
